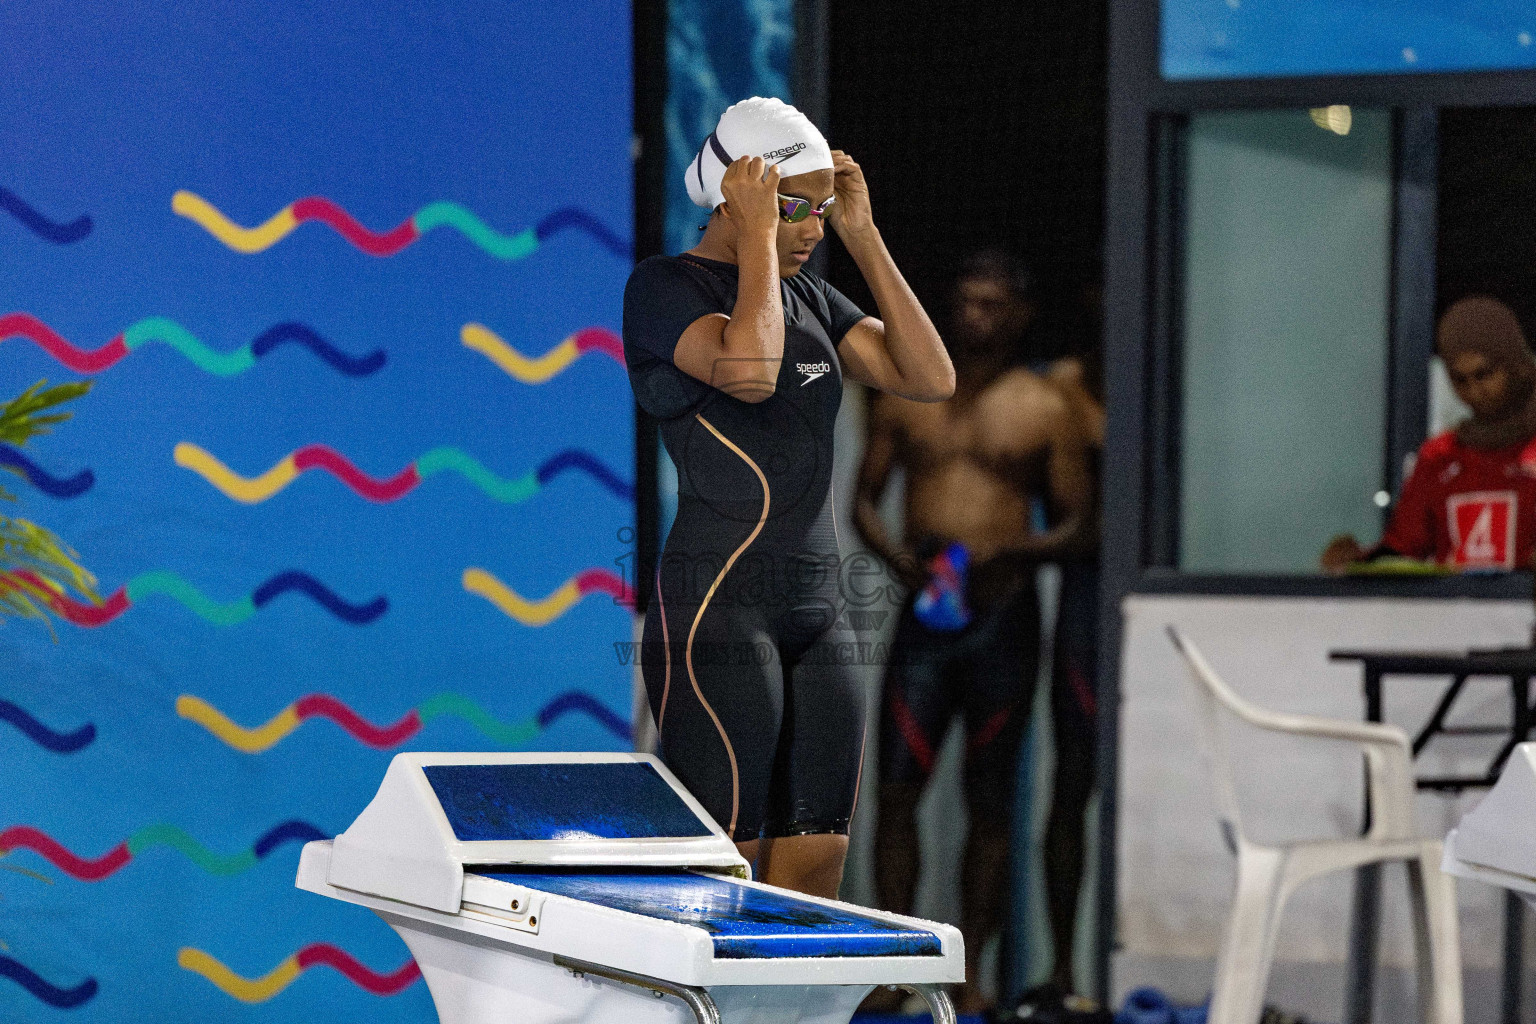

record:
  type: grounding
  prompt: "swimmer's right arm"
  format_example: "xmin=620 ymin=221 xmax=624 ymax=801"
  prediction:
xmin=673 ymin=156 xmax=785 ymax=403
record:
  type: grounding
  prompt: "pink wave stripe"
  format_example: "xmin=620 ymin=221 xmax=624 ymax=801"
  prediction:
xmin=571 ymin=327 xmax=624 ymax=364
xmin=575 ymin=568 xmax=634 ymax=605
xmin=294 ymin=944 xmax=421 ymax=994
xmin=289 ymin=197 xmax=418 ymax=256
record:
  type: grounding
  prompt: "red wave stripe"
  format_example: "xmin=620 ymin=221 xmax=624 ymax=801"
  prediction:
xmin=294 ymin=944 xmax=421 ymax=995
xmin=571 ymin=327 xmax=624 ymax=363
xmin=3 ymin=571 xmax=127 ymax=627
xmin=0 ymin=313 xmax=128 ymax=373
xmin=293 ymin=695 xmax=422 ymax=748
xmin=575 ymin=568 xmax=633 ymax=605
xmin=291 ymin=445 xmax=421 ymax=502
xmin=290 ymin=198 xmax=418 ymax=257
xmin=0 ymin=826 xmax=130 ymax=881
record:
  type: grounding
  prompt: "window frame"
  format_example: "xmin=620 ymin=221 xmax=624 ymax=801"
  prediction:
xmin=1095 ymin=0 xmax=1536 ymax=1002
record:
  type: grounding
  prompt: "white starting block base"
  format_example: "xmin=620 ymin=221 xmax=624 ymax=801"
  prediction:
xmin=1445 ymin=743 xmax=1536 ymax=909
xmin=392 ymin=916 xmax=871 ymax=1024
xmin=297 ymin=754 xmax=962 ymax=1024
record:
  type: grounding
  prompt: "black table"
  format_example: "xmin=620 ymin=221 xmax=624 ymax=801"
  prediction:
xmin=1331 ymin=648 xmax=1536 ymax=1024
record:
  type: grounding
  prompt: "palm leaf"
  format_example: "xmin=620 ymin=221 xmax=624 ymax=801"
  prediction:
xmin=0 ymin=516 xmax=98 ymax=626
xmin=0 ymin=380 xmax=97 ymax=628
xmin=0 ymin=380 xmax=92 ymax=447
xmin=0 ymin=380 xmax=93 ymax=503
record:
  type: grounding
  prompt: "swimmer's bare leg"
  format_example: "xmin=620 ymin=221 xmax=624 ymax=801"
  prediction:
xmin=748 ymin=833 xmax=849 ymax=900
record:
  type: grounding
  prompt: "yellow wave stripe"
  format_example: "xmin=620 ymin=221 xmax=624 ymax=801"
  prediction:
xmin=461 ymin=323 xmax=579 ymax=384
xmin=175 ymin=442 xmax=299 ymax=503
xmin=176 ymin=695 xmax=300 ymax=754
xmin=172 ymin=191 xmax=299 ymax=254
xmin=178 ymin=948 xmax=301 ymax=1003
xmin=462 ymin=568 xmax=581 ymax=626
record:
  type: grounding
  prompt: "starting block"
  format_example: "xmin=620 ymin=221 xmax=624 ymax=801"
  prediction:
xmin=296 ymin=752 xmax=963 ymax=1023
xmin=1444 ymin=742 xmax=1536 ymax=905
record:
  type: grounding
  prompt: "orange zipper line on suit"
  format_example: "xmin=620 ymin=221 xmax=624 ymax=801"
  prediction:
xmin=830 ymin=476 xmax=842 ymax=550
xmin=654 ymin=566 xmax=672 ymax=736
xmin=849 ymin=723 xmax=869 ymax=823
xmin=685 ymin=412 xmax=770 ymax=838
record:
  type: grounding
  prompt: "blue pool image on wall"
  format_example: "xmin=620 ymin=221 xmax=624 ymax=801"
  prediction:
xmin=1163 ymin=0 xmax=1536 ymax=80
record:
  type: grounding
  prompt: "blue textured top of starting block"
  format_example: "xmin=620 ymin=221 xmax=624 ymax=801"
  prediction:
xmin=424 ymin=763 xmax=713 ymax=841
xmin=477 ymin=868 xmax=943 ymax=959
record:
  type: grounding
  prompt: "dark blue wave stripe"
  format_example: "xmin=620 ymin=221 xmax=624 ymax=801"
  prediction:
xmin=538 ymin=691 xmax=631 ymax=742
xmin=536 ymin=449 xmax=634 ymax=502
xmin=252 ymin=820 xmax=327 ymax=859
xmin=0 ymin=188 xmax=92 ymax=244
xmin=250 ymin=322 xmax=387 ymax=377
xmin=0 ymin=700 xmax=95 ymax=753
xmin=0 ymin=445 xmax=94 ymax=498
xmin=0 ymin=956 xmax=98 ymax=1009
xmin=250 ymin=571 xmax=388 ymax=624
xmin=534 ymin=207 xmax=631 ymax=260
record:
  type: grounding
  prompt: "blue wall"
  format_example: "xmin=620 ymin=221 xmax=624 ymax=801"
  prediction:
xmin=1164 ymin=0 xmax=1536 ymax=80
xmin=0 ymin=2 xmax=632 ymax=1019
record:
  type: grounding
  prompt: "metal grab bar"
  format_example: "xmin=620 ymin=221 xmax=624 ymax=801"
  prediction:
xmin=552 ymin=954 xmax=722 ymax=1024
xmin=898 ymin=983 xmax=957 ymax=1024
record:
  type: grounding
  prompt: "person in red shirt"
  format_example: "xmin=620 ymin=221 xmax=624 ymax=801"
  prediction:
xmin=1323 ymin=295 xmax=1536 ymax=572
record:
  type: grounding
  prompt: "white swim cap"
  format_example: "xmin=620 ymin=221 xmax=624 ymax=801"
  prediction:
xmin=685 ymin=97 xmax=833 ymax=211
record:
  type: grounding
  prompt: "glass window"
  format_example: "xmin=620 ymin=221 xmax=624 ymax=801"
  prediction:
xmin=1178 ymin=108 xmax=1394 ymax=574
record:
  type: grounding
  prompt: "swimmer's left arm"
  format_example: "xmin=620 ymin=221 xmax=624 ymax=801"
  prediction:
xmin=827 ymin=151 xmax=954 ymax=402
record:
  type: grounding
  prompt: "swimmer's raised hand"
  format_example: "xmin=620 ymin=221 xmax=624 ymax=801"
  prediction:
xmin=828 ymin=150 xmax=873 ymax=237
xmin=720 ymin=156 xmax=782 ymax=236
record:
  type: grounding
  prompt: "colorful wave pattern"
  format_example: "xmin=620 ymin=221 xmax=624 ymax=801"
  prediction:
xmin=0 ymin=821 xmax=323 ymax=881
xmin=0 ymin=188 xmax=91 ymax=244
xmin=175 ymin=442 xmax=632 ymax=505
xmin=0 ymin=700 xmax=95 ymax=753
xmin=2 ymin=569 xmax=387 ymax=627
xmin=0 ymin=313 xmax=385 ymax=377
xmin=461 ymin=323 xmax=623 ymax=383
xmin=174 ymin=191 xmax=629 ymax=261
xmin=0 ymin=956 xmax=97 ymax=1009
xmin=177 ymin=689 xmax=631 ymax=753
xmin=0 ymin=444 xmax=93 ymax=498
xmin=178 ymin=943 xmax=419 ymax=1003
xmin=463 ymin=566 xmax=632 ymax=626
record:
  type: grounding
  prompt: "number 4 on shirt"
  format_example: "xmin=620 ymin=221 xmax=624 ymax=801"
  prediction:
xmin=1447 ymin=491 xmax=1517 ymax=569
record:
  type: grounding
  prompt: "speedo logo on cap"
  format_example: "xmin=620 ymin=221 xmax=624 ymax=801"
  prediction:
xmin=763 ymin=142 xmax=807 ymax=162
xmin=797 ymin=361 xmax=830 ymax=385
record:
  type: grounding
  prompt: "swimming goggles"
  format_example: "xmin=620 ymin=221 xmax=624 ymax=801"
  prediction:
xmin=778 ymin=193 xmax=835 ymax=223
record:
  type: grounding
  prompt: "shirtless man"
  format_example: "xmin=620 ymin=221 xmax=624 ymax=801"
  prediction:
xmin=853 ymin=251 xmax=1092 ymax=1017
xmin=1028 ymin=298 xmax=1107 ymax=1017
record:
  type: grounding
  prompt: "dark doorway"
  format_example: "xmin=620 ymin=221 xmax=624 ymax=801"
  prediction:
xmin=1439 ymin=106 xmax=1536 ymax=333
xmin=828 ymin=0 xmax=1109 ymax=361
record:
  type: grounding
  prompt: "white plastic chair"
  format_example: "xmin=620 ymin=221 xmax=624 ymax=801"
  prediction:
xmin=1165 ymin=626 xmax=1463 ymax=1024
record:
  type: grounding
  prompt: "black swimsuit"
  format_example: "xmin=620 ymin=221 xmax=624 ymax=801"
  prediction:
xmin=623 ymin=253 xmax=867 ymax=841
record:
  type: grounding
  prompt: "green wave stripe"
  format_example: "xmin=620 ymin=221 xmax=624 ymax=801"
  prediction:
xmin=411 ymin=203 xmax=539 ymax=260
xmin=122 ymin=318 xmax=257 ymax=376
xmin=416 ymin=693 xmax=540 ymax=746
xmin=124 ymin=571 xmax=257 ymax=626
xmin=415 ymin=447 xmax=541 ymax=503
xmin=126 ymin=824 xmax=258 ymax=876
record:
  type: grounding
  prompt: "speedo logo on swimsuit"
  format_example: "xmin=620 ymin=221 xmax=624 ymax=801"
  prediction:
xmin=763 ymin=142 xmax=806 ymax=161
xmin=798 ymin=361 xmax=831 ymax=385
